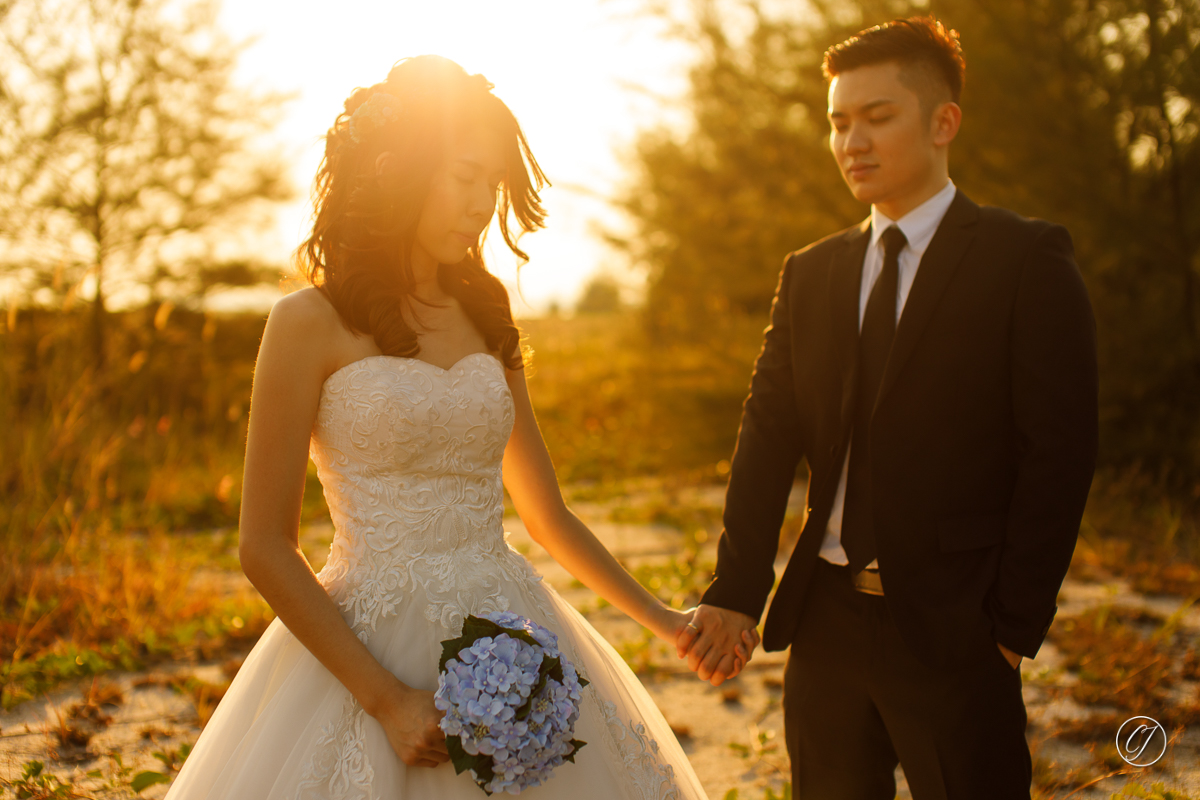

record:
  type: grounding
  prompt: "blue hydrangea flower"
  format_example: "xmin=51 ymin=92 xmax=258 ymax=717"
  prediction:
xmin=435 ymin=612 xmax=589 ymax=794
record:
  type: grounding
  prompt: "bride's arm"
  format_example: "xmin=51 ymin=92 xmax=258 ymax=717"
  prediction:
xmin=237 ymin=289 xmax=447 ymax=768
xmin=501 ymin=364 xmax=745 ymax=664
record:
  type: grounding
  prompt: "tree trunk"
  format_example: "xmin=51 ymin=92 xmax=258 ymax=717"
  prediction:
xmin=1146 ymin=0 xmax=1200 ymax=376
xmin=91 ymin=256 xmax=105 ymax=366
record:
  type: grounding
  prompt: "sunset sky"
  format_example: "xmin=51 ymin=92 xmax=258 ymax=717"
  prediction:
xmin=216 ymin=0 xmax=696 ymax=316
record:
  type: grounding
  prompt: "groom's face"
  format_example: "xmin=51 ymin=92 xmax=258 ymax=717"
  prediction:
xmin=827 ymin=61 xmax=942 ymax=213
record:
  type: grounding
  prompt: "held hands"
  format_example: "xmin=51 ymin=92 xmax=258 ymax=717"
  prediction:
xmin=371 ymin=680 xmax=450 ymax=768
xmin=676 ymin=604 xmax=761 ymax=687
xmin=645 ymin=603 xmax=757 ymax=685
xmin=645 ymin=603 xmax=697 ymax=648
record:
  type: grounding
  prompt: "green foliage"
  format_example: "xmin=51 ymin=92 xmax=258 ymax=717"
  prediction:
xmin=943 ymin=0 xmax=1200 ymax=482
xmin=617 ymin=0 xmax=1200 ymax=484
xmin=2 ymin=761 xmax=83 ymax=799
xmin=151 ymin=741 xmax=193 ymax=774
xmin=2 ymin=644 xmax=126 ymax=711
xmin=728 ymin=728 xmax=779 ymax=761
xmin=1113 ymin=782 xmax=1199 ymax=800
xmin=0 ymin=751 xmax=198 ymax=797
xmin=616 ymin=628 xmax=665 ymax=675
xmin=611 ymin=0 xmax=871 ymax=340
xmin=129 ymin=771 xmax=170 ymax=794
xmin=720 ymin=784 xmax=793 ymax=800
xmin=85 ymin=752 xmax=134 ymax=795
xmin=626 ymin=523 xmax=714 ymax=610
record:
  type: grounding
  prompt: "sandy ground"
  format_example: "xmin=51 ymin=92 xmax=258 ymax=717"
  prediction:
xmin=2 ymin=483 xmax=1199 ymax=798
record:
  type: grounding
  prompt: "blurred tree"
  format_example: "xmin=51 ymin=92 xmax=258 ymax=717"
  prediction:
xmin=0 ymin=0 xmax=293 ymax=364
xmin=575 ymin=274 xmax=624 ymax=314
xmin=938 ymin=0 xmax=1199 ymax=479
xmin=163 ymin=257 xmax=284 ymax=307
xmin=609 ymin=0 xmax=867 ymax=343
xmin=616 ymin=0 xmax=1200 ymax=482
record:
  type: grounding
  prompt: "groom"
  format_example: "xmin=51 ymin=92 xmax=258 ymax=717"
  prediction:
xmin=677 ymin=16 xmax=1098 ymax=799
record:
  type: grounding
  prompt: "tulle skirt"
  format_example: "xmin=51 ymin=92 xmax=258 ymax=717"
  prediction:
xmin=163 ymin=547 xmax=706 ymax=800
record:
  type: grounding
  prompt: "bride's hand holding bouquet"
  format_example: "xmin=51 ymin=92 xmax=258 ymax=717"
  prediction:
xmin=370 ymin=681 xmax=450 ymax=769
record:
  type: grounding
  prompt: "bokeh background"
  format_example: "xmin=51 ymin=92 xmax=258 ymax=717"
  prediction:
xmin=1 ymin=0 xmax=1198 ymax=796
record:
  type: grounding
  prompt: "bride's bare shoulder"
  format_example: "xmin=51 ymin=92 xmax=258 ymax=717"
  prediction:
xmin=270 ymin=285 xmax=339 ymax=323
xmin=258 ymin=287 xmax=346 ymax=376
xmin=266 ymin=286 xmax=348 ymax=342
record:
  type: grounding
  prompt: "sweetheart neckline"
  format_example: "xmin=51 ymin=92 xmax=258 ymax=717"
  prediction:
xmin=322 ymin=351 xmax=504 ymax=390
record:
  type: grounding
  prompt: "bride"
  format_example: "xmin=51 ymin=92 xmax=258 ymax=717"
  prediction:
xmin=163 ymin=56 xmax=752 ymax=799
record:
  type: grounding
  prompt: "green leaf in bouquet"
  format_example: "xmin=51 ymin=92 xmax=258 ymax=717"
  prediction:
xmin=546 ymin=655 xmax=565 ymax=684
xmin=439 ymin=617 xmax=497 ymax=672
xmin=439 ymin=615 xmax=542 ymax=672
xmin=447 ymin=734 xmax=496 ymax=794
xmin=546 ymin=650 xmax=589 ymax=689
xmin=563 ymin=738 xmax=588 ymax=763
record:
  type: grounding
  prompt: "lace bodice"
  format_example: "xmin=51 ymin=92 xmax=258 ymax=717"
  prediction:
xmin=308 ymin=352 xmax=544 ymax=641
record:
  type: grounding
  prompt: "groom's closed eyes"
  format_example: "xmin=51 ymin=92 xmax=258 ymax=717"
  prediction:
xmin=828 ymin=98 xmax=900 ymax=132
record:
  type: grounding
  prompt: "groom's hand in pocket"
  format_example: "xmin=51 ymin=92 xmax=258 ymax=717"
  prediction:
xmin=997 ymin=641 xmax=1023 ymax=670
xmin=678 ymin=604 xmax=760 ymax=687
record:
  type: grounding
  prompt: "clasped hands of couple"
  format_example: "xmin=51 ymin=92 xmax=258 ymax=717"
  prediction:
xmin=660 ymin=603 xmax=1024 ymax=685
xmin=670 ymin=605 xmax=761 ymax=687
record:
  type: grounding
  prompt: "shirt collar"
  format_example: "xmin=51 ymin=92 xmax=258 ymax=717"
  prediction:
xmin=869 ymin=178 xmax=958 ymax=253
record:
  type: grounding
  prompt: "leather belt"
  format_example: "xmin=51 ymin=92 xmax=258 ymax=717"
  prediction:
xmin=851 ymin=567 xmax=884 ymax=596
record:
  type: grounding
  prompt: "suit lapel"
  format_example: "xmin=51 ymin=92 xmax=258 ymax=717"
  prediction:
xmin=876 ymin=190 xmax=980 ymax=406
xmin=829 ymin=217 xmax=871 ymax=431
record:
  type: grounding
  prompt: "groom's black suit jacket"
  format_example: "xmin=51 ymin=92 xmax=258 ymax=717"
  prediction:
xmin=700 ymin=189 xmax=1098 ymax=670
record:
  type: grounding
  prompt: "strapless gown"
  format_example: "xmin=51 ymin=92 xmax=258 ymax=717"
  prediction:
xmin=163 ymin=352 xmax=707 ymax=799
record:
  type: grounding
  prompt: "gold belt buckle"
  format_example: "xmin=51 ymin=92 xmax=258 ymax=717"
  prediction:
xmin=851 ymin=568 xmax=884 ymax=596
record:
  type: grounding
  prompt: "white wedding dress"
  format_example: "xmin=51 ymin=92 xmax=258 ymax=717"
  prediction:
xmin=164 ymin=352 xmax=706 ymax=800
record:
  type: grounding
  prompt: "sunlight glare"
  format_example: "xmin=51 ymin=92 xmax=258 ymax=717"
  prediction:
xmin=218 ymin=0 xmax=692 ymax=316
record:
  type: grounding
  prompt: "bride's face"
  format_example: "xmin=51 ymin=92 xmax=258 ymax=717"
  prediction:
xmin=413 ymin=125 xmax=508 ymax=268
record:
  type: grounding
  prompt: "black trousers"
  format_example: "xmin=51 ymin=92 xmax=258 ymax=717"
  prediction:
xmin=782 ymin=557 xmax=1032 ymax=800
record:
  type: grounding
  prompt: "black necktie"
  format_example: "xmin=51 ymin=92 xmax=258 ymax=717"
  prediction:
xmin=841 ymin=224 xmax=907 ymax=574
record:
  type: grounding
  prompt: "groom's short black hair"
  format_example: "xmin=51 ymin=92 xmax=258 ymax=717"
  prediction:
xmin=823 ymin=16 xmax=966 ymax=113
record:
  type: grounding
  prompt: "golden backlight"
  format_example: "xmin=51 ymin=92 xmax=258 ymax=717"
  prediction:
xmin=218 ymin=0 xmax=691 ymax=315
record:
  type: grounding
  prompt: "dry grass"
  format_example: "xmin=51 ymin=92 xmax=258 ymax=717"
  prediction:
xmin=0 ymin=307 xmax=760 ymax=706
xmin=128 ymin=670 xmax=232 ymax=728
xmin=172 ymin=676 xmax=231 ymax=728
xmin=3 ymin=300 xmax=1199 ymax=795
xmin=520 ymin=312 xmax=766 ymax=483
xmin=1048 ymin=604 xmax=1200 ymax=731
xmin=0 ymin=522 xmax=272 ymax=709
xmin=1030 ymin=598 xmax=1200 ymax=797
xmin=1072 ymin=469 xmax=1200 ymax=598
xmin=1025 ymin=470 xmax=1200 ymax=799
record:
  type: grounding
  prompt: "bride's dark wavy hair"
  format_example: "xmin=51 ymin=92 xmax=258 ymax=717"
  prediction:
xmin=296 ymin=55 xmax=547 ymax=369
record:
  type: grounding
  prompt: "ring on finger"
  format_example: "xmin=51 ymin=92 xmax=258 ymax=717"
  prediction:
xmin=685 ymin=621 xmax=701 ymax=632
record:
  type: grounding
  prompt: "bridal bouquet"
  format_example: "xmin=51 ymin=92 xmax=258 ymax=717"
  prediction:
xmin=435 ymin=611 xmax=589 ymax=795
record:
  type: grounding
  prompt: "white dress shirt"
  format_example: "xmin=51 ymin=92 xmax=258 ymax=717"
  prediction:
xmin=818 ymin=178 xmax=958 ymax=569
